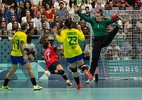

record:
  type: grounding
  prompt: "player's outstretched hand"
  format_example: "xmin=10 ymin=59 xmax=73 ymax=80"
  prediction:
xmin=52 ymin=26 xmax=58 ymax=36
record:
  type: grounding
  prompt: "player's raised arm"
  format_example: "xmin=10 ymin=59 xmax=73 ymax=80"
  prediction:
xmin=76 ymin=24 xmax=85 ymax=41
xmin=74 ymin=5 xmax=93 ymax=23
xmin=53 ymin=26 xmax=65 ymax=43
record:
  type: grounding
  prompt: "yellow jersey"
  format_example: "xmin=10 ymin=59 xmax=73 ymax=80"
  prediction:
xmin=11 ymin=31 xmax=27 ymax=56
xmin=55 ymin=28 xmax=85 ymax=58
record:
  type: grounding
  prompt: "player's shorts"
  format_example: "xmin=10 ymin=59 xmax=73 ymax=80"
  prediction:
xmin=48 ymin=62 xmax=60 ymax=71
xmin=15 ymin=0 xmax=29 ymax=2
xmin=10 ymin=55 xmax=27 ymax=66
xmin=15 ymin=0 xmax=20 ymax=2
xmin=66 ymin=54 xmax=83 ymax=64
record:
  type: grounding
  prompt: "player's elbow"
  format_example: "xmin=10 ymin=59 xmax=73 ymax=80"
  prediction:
xmin=80 ymin=37 xmax=85 ymax=41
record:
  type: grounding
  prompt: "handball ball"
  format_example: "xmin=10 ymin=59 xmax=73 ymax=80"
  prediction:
xmin=111 ymin=14 xmax=117 ymax=20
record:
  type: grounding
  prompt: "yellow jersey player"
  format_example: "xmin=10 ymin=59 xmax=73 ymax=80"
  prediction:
xmin=1 ymin=23 xmax=42 ymax=91
xmin=53 ymin=18 xmax=93 ymax=90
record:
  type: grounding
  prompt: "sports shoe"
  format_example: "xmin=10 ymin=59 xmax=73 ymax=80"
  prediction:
xmin=66 ymin=80 xmax=72 ymax=86
xmin=1 ymin=85 xmax=12 ymax=90
xmin=33 ymin=85 xmax=43 ymax=91
xmin=117 ymin=20 xmax=123 ymax=28
xmin=86 ymin=77 xmax=95 ymax=84
xmin=84 ymin=69 xmax=93 ymax=81
xmin=76 ymin=83 xmax=83 ymax=90
xmin=44 ymin=70 xmax=51 ymax=77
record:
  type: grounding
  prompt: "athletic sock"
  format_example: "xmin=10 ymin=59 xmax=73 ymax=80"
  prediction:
xmin=74 ymin=77 xmax=80 ymax=85
xmin=50 ymin=70 xmax=56 ymax=74
xmin=31 ymin=77 xmax=37 ymax=86
xmin=62 ymin=75 xmax=68 ymax=80
xmin=3 ymin=78 xmax=9 ymax=86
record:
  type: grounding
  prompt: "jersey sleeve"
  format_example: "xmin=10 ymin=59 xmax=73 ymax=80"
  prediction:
xmin=19 ymin=34 xmax=27 ymax=50
xmin=77 ymin=11 xmax=93 ymax=23
xmin=55 ymin=30 xmax=66 ymax=43
xmin=76 ymin=29 xmax=85 ymax=41
xmin=20 ymin=34 xmax=27 ymax=43
xmin=105 ymin=19 xmax=117 ymax=25
xmin=12 ymin=33 xmax=16 ymax=40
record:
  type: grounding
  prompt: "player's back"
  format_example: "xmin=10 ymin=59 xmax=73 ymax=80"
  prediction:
xmin=43 ymin=46 xmax=59 ymax=68
xmin=61 ymin=28 xmax=85 ymax=58
xmin=11 ymin=31 xmax=27 ymax=56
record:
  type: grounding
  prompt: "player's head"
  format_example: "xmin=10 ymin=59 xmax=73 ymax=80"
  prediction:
xmin=95 ymin=9 xmax=103 ymax=22
xmin=97 ymin=9 xmax=103 ymax=16
xmin=21 ymin=23 xmax=28 ymax=31
xmin=65 ymin=18 xmax=72 ymax=29
xmin=43 ymin=40 xmax=53 ymax=49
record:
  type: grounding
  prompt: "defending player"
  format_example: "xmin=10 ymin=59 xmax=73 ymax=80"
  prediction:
xmin=1 ymin=23 xmax=42 ymax=91
xmin=53 ymin=18 xmax=93 ymax=90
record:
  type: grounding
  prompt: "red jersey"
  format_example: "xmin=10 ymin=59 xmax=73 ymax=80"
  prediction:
xmin=43 ymin=46 xmax=59 ymax=68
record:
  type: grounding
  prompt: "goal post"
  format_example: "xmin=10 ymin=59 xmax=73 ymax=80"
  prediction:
xmin=89 ymin=8 xmax=142 ymax=80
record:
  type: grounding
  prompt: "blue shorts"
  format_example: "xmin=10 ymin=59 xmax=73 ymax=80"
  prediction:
xmin=10 ymin=56 xmax=27 ymax=66
xmin=48 ymin=62 xmax=60 ymax=71
xmin=15 ymin=0 xmax=20 ymax=2
xmin=22 ymin=0 xmax=30 ymax=2
xmin=66 ymin=54 xmax=83 ymax=64
xmin=15 ymin=0 xmax=29 ymax=2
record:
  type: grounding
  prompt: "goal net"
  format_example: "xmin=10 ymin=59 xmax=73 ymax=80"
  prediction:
xmin=90 ymin=9 xmax=142 ymax=80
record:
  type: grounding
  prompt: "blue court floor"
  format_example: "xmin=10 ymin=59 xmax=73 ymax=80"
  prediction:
xmin=0 ymin=80 xmax=142 ymax=100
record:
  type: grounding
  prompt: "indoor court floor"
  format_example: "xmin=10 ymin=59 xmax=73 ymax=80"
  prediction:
xmin=0 ymin=79 xmax=142 ymax=100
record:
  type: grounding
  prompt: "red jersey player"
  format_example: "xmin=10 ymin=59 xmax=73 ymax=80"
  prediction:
xmin=43 ymin=40 xmax=72 ymax=86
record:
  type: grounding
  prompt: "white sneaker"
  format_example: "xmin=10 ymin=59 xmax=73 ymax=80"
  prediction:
xmin=86 ymin=78 xmax=95 ymax=84
xmin=33 ymin=85 xmax=43 ymax=91
xmin=66 ymin=80 xmax=72 ymax=86
xmin=44 ymin=70 xmax=51 ymax=77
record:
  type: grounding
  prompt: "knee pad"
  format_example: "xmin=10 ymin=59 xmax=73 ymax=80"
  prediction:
xmin=70 ymin=67 xmax=77 ymax=72
xmin=58 ymin=70 xmax=65 ymax=75
xmin=79 ymin=64 xmax=88 ymax=71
